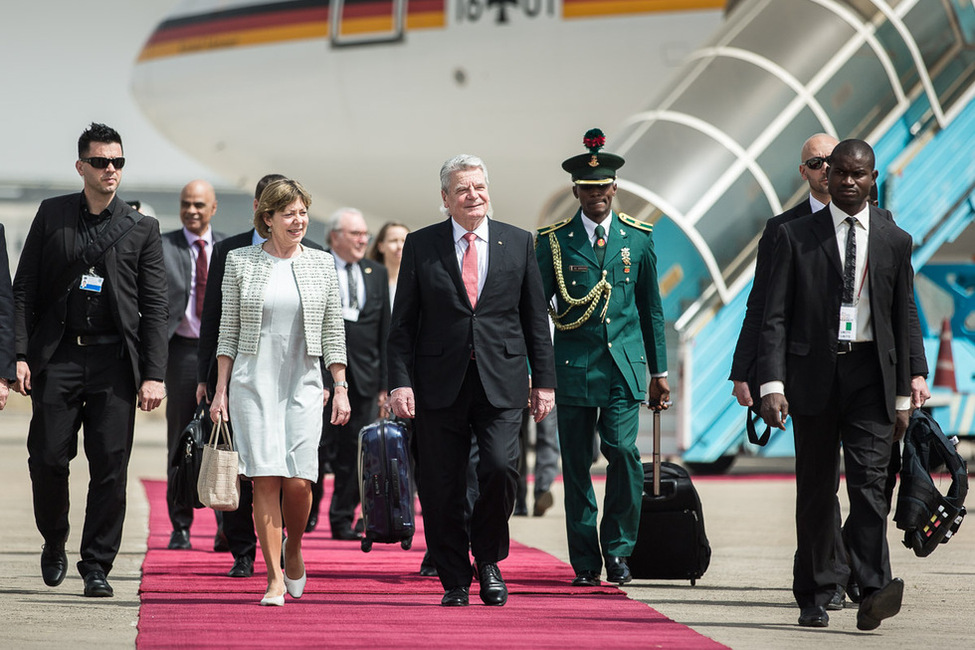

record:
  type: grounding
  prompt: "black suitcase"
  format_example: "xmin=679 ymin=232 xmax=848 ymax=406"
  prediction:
xmin=628 ymin=411 xmax=711 ymax=584
xmin=357 ymin=419 xmax=416 ymax=552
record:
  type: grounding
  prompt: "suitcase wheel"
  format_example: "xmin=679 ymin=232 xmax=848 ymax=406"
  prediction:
xmin=361 ymin=538 xmax=373 ymax=553
xmin=400 ymin=538 xmax=412 ymax=550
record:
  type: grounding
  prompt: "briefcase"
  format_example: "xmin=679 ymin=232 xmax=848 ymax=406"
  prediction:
xmin=169 ymin=400 xmax=209 ymax=510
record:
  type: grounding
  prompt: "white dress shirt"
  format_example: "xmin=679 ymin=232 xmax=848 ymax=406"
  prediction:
xmin=451 ymin=217 xmax=489 ymax=300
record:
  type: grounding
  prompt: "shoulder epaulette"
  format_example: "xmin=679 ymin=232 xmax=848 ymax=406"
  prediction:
xmin=619 ymin=213 xmax=653 ymax=232
xmin=537 ymin=217 xmax=572 ymax=236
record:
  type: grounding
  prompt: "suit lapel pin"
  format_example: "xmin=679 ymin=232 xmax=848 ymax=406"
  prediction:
xmin=364 ymin=267 xmax=373 ymax=274
xmin=619 ymin=229 xmax=626 ymax=236
xmin=568 ymin=231 xmax=574 ymax=237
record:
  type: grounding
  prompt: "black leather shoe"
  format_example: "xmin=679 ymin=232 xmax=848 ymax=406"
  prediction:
xmin=826 ymin=586 xmax=846 ymax=611
xmin=227 ymin=556 xmax=254 ymax=578
xmin=40 ymin=542 xmax=68 ymax=587
xmin=474 ymin=562 xmax=507 ymax=606
xmin=441 ymin=586 xmax=469 ymax=607
xmin=798 ymin=605 xmax=829 ymax=627
xmin=847 ymin=579 xmax=862 ymax=604
xmin=331 ymin=526 xmax=363 ymax=541
xmin=168 ymin=529 xmax=191 ymax=550
xmin=419 ymin=551 xmax=438 ymax=577
xmin=604 ymin=556 xmax=632 ymax=585
xmin=83 ymin=571 xmax=114 ymax=598
xmin=572 ymin=570 xmax=601 ymax=587
xmin=213 ymin=528 xmax=230 ymax=553
xmin=513 ymin=499 xmax=528 ymax=517
xmin=305 ymin=513 xmax=318 ymax=533
xmin=857 ymin=578 xmax=904 ymax=631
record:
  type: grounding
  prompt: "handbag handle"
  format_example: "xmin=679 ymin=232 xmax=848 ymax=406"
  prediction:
xmin=206 ymin=415 xmax=234 ymax=450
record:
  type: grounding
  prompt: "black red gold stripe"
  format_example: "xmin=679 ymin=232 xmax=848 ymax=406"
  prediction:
xmin=563 ymin=0 xmax=725 ymax=19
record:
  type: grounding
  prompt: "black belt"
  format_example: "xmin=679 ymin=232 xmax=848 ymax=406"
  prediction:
xmin=837 ymin=340 xmax=874 ymax=355
xmin=71 ymin=334 xmax=123 ymax=346
xmin=172 ymin=334 xmax=199 ymax=343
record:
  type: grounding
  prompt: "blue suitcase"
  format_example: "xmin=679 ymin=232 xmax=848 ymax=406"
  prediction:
xmin=357 ymin=419 xmax=416 ymax=552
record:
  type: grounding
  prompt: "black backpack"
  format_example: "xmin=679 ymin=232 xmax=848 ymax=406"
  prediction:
xmin=893 ymin=409 xmax=968 ymax=557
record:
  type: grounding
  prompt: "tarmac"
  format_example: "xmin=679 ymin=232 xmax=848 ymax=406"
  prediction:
xmin=1 ymin=398 xmax=973 ymax=649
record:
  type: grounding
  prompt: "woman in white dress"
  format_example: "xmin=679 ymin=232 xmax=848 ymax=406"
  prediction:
xmin=210 ymin=179 xmax=350 ymax=606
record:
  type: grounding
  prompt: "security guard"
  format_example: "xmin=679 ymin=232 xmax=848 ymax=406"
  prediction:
xmin=535 ymin=129 xmax=670 ymax=586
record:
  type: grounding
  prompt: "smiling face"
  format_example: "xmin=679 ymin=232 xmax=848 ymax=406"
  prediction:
xmin=442 ymin=167 xmax=490 ymax=231
xmin=76 ymin=141 xmax=123 ymax=198
xmin=330 ymin=210 xmax=369 ymax=264
xmin=573 ymin=181 xmax=617 ymax=223
xmin=179 ymin=180 xmax=217 ymax=236
xmin=264 ymin=198 xmax=308 ymax=249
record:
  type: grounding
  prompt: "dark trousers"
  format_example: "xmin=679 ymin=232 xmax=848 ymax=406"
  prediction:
xmin=415 ymin=360 xmax=522 ymax=590
xmin=221 ymin=417 xmax=256 ymax=562
xmin=165 ymin=336 xmax=202 ymax=531
xmin=792 ymin=346 xmax=894 ymax=609
xmin=325 ymin=389 xmax=378 ymax=533
xmin=27 ymin=339 xmax=136 ymax=577
xmin=516 ymin=405 xmax=560 ymax=504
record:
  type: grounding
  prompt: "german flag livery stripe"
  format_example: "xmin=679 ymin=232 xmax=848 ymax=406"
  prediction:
xmin=138 ymin=0 xmax=445 ymax=62
xmin=563 ymin=0 xmax=725 ymax=19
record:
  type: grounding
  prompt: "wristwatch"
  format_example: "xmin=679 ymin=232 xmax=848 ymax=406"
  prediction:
xmin=333 ymin=381 xmax=349 ymax=389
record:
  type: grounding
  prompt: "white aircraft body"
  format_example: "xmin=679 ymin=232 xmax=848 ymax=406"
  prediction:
xmin=131 ymin=0 xmax=726 ymax=227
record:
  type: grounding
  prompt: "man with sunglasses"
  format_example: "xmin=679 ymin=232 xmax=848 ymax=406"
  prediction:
xmin=12 ymin=122 xmax=168 ymax=598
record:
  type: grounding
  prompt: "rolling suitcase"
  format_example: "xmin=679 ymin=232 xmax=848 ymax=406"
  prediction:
xmin=357 ymin=418 xmax=416 ymax=552
xmin=628 ymin=410 xmax=711 ymax=584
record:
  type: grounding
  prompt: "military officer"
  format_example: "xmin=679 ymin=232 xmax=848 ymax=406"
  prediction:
xmin=535 ymin=129 xmax=670 ymax=587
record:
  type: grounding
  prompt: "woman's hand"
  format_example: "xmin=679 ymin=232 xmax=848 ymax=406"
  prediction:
xmin=330 ymin=388 xmax=351 ymax=426
xmin=210 ymin=388 xmax=229 ymax=424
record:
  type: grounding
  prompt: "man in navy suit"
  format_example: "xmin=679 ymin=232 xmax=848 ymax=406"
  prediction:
xmin=387 ymin=154 xmax=556 ymax=607
xmin=161 ymin=180 xmax=227 ymax=550
xmin=758 ymin=139 xmax=916 ymax=631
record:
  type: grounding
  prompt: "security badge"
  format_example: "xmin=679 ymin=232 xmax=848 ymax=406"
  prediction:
xmin=80 ymin=268 xmax=104 ymax=293
xmin=838 ymin=303 xmax=857 ymax=341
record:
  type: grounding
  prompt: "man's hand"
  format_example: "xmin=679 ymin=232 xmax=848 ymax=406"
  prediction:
xmin=195 ymin=382 xmax=208 ymax=405
xmin=894 ymin=409 xmax=910 ymax=442
xmin=530 ymin=387 xmax=554 ymax=423
xmin=760 ymin=393 xmax=789 ymax=430
xmin=15 ymin=360 xmax=30 ymax=395
xmin=0 ymin=378 xmax=8 ymax=410
xmin=138 ymin=380 xmax=166 ymax=412
xmin=389 ymin=387 xmax=416 ymax=419
xmin=732 ymin=380 xmax=753 ymax=408
xmin=911 ymin=376 xmax=930 ymax=409
xmin=647 ymin=377 xmax=671 ymax=411
xmin=377 ymin=390 xmax=389 ymax=419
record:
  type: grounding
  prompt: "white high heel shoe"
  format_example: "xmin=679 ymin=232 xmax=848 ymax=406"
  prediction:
xmin=282 ymin=538 xmax=307 ymax=599
xmin=260 ymin=592 xmax=285 ymax=606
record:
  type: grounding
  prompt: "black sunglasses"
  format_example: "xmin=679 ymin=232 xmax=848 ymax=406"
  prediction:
xmin=803 ymin=156 xmax=829 ymax=170
xmin=80 ymin=156 xmax=125 ymax=170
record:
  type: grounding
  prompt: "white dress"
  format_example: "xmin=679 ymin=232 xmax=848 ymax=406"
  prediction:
xmin=229 ymin=252 xmax=323 ymax=480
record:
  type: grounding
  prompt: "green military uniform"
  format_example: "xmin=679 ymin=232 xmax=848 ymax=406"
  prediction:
xmin=535 ymin=130 xmax=667 ymax=579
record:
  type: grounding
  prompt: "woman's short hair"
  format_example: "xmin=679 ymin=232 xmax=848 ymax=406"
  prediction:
xmin=368 ymin=221 xmax=410 ymax=263
xmin=253 ymin=179 xmax=312 ymax=238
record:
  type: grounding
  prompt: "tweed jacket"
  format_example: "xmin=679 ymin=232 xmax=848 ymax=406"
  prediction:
xmin=217 ymin=244 xmax=346 ymax=368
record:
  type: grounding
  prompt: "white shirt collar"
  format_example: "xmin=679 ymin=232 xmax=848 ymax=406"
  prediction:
xmin=829 ymin=202 xmax=870 ymax=235
xmin=808 ymin=194 xmax=827 ymax=214
xmin=451 ymin=216 xmax=489 ymax=243
xmin=581 ymin=211 xmax=613 ymax=244
xmin=182 ymin=226 xmax=213 ymax=248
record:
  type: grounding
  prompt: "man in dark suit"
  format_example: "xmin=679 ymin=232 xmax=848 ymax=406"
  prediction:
xmin=311 ymin=207 xmax=389 ymax=539
xmin=12 ymin=123 xmax=168 ymax=598
xmin=758 ymin=139 xmax=915 ymax=631
xmin=388 ymin=154 xmax=556 ymax=607
xmin=162 ymin=180 xmax=227 ymax=550
xmin=0 ymin=223 xmax=14 ymax=410
xmin=195 ymin=173 xmax=323 ymax=578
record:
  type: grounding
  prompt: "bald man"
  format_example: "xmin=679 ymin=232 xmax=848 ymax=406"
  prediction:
xmin=161 ymin=180 xmax=228 ymax=549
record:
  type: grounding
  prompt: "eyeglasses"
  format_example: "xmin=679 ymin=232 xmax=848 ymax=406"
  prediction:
xmin=802 ymin=156 xmax=829 ymax=170
xmin=339 ymin=230 xmax=370 ymax=239
xmin=80 ymin=156 xmax=126 ymax=170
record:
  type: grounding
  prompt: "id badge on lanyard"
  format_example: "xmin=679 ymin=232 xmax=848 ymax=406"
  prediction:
xmin=80 ymin=268 xmax=104 ymax=293
xmin=838 ymin=304 xmax=856 ymax=341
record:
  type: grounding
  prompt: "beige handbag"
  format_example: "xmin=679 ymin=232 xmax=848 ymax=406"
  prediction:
xmin=197 ymin=415 xmax=240 ymax=511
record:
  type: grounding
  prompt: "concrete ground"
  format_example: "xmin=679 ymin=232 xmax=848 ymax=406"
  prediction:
xmin=1 ymin=400 xmax=972 ymax=649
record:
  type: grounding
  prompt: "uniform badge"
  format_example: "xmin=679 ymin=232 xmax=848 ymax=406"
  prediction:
xmin=621 ymin=247 xmax=631 ymax=273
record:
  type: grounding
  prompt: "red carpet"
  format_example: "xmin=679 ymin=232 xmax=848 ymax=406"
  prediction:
xmin=137 ymin=479 xmax=726 ymax=649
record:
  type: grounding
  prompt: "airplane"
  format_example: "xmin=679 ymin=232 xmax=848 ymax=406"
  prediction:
xmin=130 ymin=0 xmax=727 ymax=228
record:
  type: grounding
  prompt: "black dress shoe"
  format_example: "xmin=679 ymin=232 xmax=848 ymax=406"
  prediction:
xmin=213 ymin=528 xmax=230 ymax=553
xmin=305 ymin=513 xmax=318 ymax=533
xmin=798 ymin=605 xmax=829 ymax=627
xmin=604 ymin=556 xmax=632 ymax=585
xmin=513 ymin=499 xmax=528 ymax=517
xmin=83 ymin=571 xmax=114 ymax=598
xmin=441 ymin=586 xmax=469 ymax=607
xmin=40 ymin=542 xmax=68 ymax=587
xmin=857 ymin=578 xmax=904 ymax=631
xmin=419 ymin=551 xmax=438 ymax=577
xmin=331 ymin=527 xmax=363 ymax=541
xmin=474 ymin=561 xmax=507 ymax=606
xmin=847 ymin=579 xmax=862 ymax=604
xmin=227 ymin=556 xmax=254 ymax=578
xmin=826 ymin=586 xmax=846 ymax=611
xmin=572 ymin=570 xmax=601 ymax=587
xmin=168 ymin=529 xmax=191 ymax=550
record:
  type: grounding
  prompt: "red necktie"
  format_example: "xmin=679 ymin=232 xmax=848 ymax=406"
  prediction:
xmin=462 ymin=232 xmax=478 ymax=308
xmin=194 ymin=239 xmax=208 ymax=316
